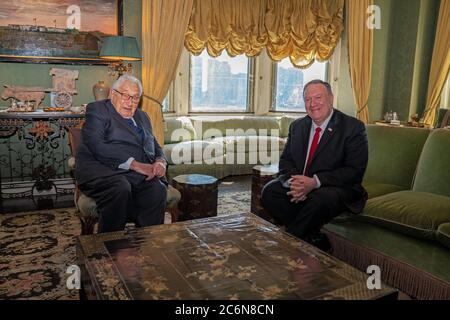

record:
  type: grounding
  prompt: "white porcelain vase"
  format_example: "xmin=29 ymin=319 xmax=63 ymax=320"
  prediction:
xmin=93 ymin=81 xmax=110 ymax=101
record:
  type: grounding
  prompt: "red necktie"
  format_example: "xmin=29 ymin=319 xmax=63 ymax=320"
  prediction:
xmin=304 ymin=127 xmax=322 ymax=175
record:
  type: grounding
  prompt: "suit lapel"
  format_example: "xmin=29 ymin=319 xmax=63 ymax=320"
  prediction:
xmin=107 ymin=101 xmax=141 ymax=140
xmin=108 ymin=102 xmax=135 ymax=136
xmin=297 ymin=117 xmax=312 ymax=171
xmin=311 ymin=110 xmax=339 ymax=163
xmin=133 ymin=111 xmax=146 ymax=132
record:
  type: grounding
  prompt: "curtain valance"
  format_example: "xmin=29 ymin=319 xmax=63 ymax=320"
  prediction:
xmin=185 ymin=0 xmax=344 ymax=68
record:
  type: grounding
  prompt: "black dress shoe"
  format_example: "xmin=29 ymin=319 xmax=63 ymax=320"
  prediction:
xmin=305 ymin=232 xmax=332 ymax=253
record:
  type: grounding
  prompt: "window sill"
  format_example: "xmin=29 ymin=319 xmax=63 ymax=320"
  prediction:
xmin=267 ymin=111 xmax=306 ymax=117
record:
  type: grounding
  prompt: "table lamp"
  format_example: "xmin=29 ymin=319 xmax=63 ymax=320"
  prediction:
xmin=99 ymin=36 xmax=141 ymax=78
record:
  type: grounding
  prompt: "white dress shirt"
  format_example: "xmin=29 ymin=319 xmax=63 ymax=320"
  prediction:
xmin=118 ymin=116 xmax=137 ymax=170
xmin=303 ymin=109 xmax=334 ymax=188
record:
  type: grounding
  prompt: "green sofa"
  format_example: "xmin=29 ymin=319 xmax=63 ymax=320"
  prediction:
xmin=323 ymin=125 xmax=450 ymax=299
xmin=163 ymin=115 xmax=298 ymax=181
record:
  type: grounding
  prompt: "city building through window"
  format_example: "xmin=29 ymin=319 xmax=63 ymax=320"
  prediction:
xmin=190 ymin=51 xmax=250 ymax=112
xmin=271 ymin=58 xmax=328 ymax=112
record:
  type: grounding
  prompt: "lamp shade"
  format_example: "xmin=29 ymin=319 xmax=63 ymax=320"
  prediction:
xmin=99 ymin=36 xmax=141 ymax=61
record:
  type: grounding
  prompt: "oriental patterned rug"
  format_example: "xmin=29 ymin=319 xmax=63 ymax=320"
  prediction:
xmin=0 ymin=191 xmax=251 ymax=300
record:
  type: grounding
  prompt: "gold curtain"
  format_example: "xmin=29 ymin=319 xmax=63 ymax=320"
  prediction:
xmin=423 ymin=0 xmax=450 ymax=127
xmin=347 ymin=0 xmax=373 ymax=124
xmin=185 ymin=0 xmax=344 ymax=68
xmin=142 ymin=0 xmax=194 ymax=146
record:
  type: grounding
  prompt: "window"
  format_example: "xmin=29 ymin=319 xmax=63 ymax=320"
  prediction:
xmin=162 ymin=96 xmax=169 ymax=112
xmin=169 ymin=44 xmax=339 ymax=115
xmin=271 ymin=59 xmax=328 ymax=112
xmin=190 ymin=51 xmax=250 ymax=112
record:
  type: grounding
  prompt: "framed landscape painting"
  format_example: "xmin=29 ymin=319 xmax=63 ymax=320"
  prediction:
xmin=0 ymin=0 xmax=123 ymax=65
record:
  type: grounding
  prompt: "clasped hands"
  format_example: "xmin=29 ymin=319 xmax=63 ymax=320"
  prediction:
xmin=130 ymin=160 xmax=166 ymax=180
xmin=286 ymin=175 xmax=317 ymax=203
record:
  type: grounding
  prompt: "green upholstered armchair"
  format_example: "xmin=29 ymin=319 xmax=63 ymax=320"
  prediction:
xmin=68 ymin=125 xmax=181 ymax=235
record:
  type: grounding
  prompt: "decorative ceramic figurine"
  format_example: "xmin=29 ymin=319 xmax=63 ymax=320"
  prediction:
xmin=1 ymin=85 xmax=46 ymax=110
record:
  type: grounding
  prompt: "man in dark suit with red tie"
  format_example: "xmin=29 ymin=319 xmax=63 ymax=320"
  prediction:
xmin=75 ymin=75 xmax=167 ymax=233
xmin=261 ymin=80 xmax=368 ymax=250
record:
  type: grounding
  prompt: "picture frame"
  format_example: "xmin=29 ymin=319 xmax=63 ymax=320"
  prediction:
xmin=0 ymin=0 xmax=123 ymax=65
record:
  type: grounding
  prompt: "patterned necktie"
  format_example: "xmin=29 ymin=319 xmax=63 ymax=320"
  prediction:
xmin=304 ymin=127 xmax=322 ymax=175
xmin=127 ymin=118 xmax=144 ymax=139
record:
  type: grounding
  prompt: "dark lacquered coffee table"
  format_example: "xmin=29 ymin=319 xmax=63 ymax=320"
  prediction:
xmin=77 ymin=213 xmax=397 ymax=300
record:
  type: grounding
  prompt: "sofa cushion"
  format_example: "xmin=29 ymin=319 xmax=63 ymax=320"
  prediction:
xmin=413 ymin=129 xmax=450 ymax=197
xmin=192 ymin=116 xmax=280 ymax=139
xmin=437 ymin=223 xmax=450 ymax=249
xmin=279 ymin=116 xmax=300 ymax=138
xmin=164 ymin=117 xmax=196 ymax=144
xmin=357 ymin=191 xmax=450 ymax=240
xmin=363 ymin=125 xmax=430 ymax=189
xmin=362 ymin=181 xmax=406 ymax=199
xmin=164 ymin=140 xmax=224 ymax=164
xmin=211 ymin=136 xmax=286 ymax=152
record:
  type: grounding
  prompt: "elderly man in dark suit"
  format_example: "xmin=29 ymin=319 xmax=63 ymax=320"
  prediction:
xmin=75 ymin=75 xmax=167 ymax=233
xmin=262 ymin=80 xmax=368 ymax=250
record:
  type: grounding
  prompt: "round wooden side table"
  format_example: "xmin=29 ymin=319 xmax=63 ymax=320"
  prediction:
xmin=251 ymin=164 xmax=279 ymax=224
xmin=172 ymin=174 xmax=219 ymax=221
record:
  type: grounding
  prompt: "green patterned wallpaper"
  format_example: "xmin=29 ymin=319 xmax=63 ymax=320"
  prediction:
xmin=409 ymin=0 xmax=439 ymax=119
xmin=367 ymin=0 xmax=394 ymax=122
xmin=385 ymin=0 xmax=421 ymax=121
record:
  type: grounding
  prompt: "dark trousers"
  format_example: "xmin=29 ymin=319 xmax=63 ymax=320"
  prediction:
xmin=261 ymin=179 xmax=346 ymax=240
xmin=79 ymin=173 xmax=167 ymax=233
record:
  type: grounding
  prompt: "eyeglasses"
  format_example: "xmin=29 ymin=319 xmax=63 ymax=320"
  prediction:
xmin=113 ymin=89 xmax=141 ymax=103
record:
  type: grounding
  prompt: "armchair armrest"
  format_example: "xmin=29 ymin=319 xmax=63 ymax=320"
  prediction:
xmin=68 ymin=156 xmax=76 ymax=171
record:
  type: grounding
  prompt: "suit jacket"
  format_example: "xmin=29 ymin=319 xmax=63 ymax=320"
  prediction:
xmin=75 ymin=99 xmax=167 ymax=186
xmin=278 ymin=109 xmax=369 ymax=214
